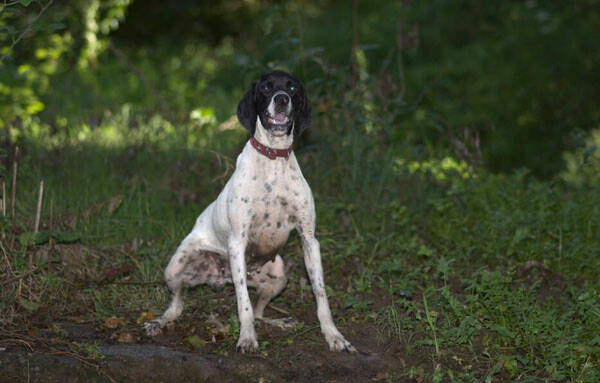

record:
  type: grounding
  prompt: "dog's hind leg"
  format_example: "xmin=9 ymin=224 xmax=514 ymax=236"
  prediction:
xmin=248 ymin=255 xmax=297 ymax=330
xmin=144 ymin=243 xmax=229 ymax=336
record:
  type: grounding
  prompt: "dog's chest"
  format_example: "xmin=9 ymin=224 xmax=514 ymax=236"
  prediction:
xmin=238 ymin=156 xmax=306 ymax=259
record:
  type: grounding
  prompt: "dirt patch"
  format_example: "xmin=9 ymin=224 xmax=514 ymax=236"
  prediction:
xmin=1 ymin=321 xmax=409 ymax=383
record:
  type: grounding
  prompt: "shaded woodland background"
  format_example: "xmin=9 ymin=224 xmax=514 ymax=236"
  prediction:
xmin=2 ymin=0 xmax=599 ymax=177
xmin=1 ymin=1 xmax=600 ymax=382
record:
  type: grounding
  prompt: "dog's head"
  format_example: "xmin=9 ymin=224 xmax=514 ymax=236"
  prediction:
xmin=237 ymin=70 xmax=311 ymax=137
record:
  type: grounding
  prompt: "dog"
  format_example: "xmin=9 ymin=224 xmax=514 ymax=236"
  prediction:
xmin=144 ymin=70 xmax=355 ymax=353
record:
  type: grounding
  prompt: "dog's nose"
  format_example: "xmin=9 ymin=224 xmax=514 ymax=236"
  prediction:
xmin=274 ymin=94 xmax=290 ymax=106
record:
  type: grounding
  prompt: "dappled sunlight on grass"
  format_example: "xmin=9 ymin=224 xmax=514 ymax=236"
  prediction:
xmin=395 ymin=156 xmax=474 ymax=183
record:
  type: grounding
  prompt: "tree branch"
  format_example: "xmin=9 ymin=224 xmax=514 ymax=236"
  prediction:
xmin=0 ymin=0 xmax=55 ymax=64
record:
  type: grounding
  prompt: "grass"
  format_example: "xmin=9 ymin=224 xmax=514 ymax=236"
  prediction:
xmin=1 ymin=102 xmax=600 ymax=382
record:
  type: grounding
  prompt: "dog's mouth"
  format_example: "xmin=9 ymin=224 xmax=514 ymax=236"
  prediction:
xmin=266 ymin=112 xmax=291 ymax=136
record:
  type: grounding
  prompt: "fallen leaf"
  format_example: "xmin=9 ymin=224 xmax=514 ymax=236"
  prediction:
xmin=99 ymin=263 xmax=134 ymax=283
xmin=117 ymin=332 xmax=135 ymax=344
xmin=206 ymin=313 xmax=229 ymax=334
xmin=107 ymin=195 xmax=123 ymax=214
xmin=104 ymin=316 xmax=126 ymax=329
xmin=209 ymin=325 xmax=230 ymax=335
xmin=184 ymin=335 xmax=207 ymax=350
xmin=136 ymin=311 xmax=155 ymax=324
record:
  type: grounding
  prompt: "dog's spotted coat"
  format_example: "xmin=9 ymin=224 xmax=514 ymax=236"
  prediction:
xmin=145 ymin=71 xmax=355 ymax=353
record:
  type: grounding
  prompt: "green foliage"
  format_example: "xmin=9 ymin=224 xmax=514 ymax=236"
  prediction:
xmin=0 ymin=0 xmax=133 ymax=130
xmin=400 ymin=0 xmax=600 ymax=176
xmin=561 ymin=128 xmax=600 ymax=188
xmin=370 ymin=166 xmax=600 ymax=381
xmin=3 ymin=0 xmax=599 ymax=178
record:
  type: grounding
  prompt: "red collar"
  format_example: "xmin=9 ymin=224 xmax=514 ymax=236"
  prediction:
xmin=250 ymin=137 xmax=293 ymax=160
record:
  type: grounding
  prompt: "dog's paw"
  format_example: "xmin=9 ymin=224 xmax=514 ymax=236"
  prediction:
xmin=143 ymin=320 xmax=163 ymax=336
xmin=236 ymin=335 xmax=259 ymax=353
xmin=325 ymin=332 xmax=356 ymax=353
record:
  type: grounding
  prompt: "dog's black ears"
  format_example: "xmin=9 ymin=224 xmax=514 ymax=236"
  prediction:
xmin=295 ymin=86 xmax=311 ymax=136
xmin=237 ymin=81 xmax=257 ymax=135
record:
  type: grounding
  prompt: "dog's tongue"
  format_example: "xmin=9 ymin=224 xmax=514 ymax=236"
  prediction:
xmin=273 ymin=113 xmax=288 ymax=123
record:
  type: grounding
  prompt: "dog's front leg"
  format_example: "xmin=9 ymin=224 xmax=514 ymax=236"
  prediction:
xmin=228 ymin=236 xmax=258 ymax=353
xmin=301 ymin=233 xmax=356 ymax=352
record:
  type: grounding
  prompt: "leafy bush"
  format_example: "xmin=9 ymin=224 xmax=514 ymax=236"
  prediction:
xmin=561 ymin=128 xmax=600 ymax=188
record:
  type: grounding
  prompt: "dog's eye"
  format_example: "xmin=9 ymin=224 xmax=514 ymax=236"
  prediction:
xmin=288 ymin=84 xmax=296 ymax=93
xmin=260 ymin=83 xmax=271 ymax=92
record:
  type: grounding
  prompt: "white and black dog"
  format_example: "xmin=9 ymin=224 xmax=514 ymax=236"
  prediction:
xmin=145 ymin=70 xmax=355 ymax=353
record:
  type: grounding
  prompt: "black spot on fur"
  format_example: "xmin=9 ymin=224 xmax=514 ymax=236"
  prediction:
xmin=277 ymin=221 xmax=282 ymax=228
xmin=263 ymin=213 xmax=269 ymax=219
xmin=264 ymin=183 xmax=272 ymax=192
